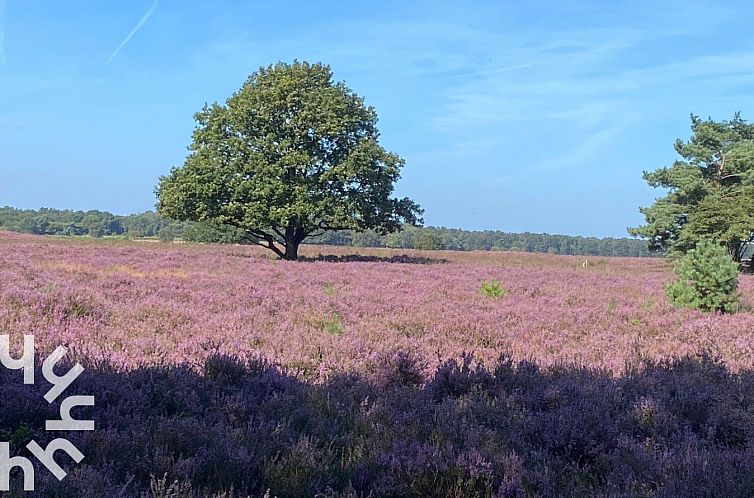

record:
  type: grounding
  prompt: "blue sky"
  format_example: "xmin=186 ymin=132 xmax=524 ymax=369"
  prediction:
xmin=2 ymin=1 xmax=754 ymax=237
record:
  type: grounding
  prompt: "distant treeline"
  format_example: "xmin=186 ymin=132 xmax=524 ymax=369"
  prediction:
xmin=0 ymin=206 xmax=656 ymax=257
xmin=0 ymin=207 xmax=184 ymax=238
xmin=309 ymin=227 xmax=657 ymax=257
xmin=0 ymin=207 xmax=243 ymax=243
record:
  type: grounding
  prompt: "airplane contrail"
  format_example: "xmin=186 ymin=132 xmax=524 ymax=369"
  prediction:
xmin=0 ymin=0 xmax=7 ymax=65
xmin=106 ymin=0 xmax=159 ymax=65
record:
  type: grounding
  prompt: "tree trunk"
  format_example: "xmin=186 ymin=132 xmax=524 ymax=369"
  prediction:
xmin=730 ymin=242 xmax=743 ymax=263
xmin=282 ymin=223 xmax=305 ymax=261
xmin=284 ymin=241 xmax=300 ymax=261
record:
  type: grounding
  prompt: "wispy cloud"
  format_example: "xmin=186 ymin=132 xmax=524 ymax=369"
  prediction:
xmin=0 ymin=0 xmax=6 ymax=65
xmin=189 ymin=7 xmax=754 ymax=182
xmin=106 ymin=0 xmax=159 ymax=65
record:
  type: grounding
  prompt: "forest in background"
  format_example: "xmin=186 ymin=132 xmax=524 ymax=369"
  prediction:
xmin=0 ymin=206 xmax=656 ymax=257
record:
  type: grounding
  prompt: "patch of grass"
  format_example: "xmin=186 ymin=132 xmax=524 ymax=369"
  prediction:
xmin=607 ymin=298 xmax=618 ymax=315
xmin=322 ymin=312 xmax=344 ymax=336
xmin=480 ymin=278 xmax=507 ymax=298
xmin=65 ymin=296 xmax=98 ymax=318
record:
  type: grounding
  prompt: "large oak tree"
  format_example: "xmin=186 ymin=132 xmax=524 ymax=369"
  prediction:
xmin=157 ymin=61 xmax=422 ymax=260
xmin=630 ymin=113 xmax=754 ymax=261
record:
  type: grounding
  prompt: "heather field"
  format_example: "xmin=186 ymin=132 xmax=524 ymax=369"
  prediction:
xmin=3 ymin=231 xmax=754 ymax=496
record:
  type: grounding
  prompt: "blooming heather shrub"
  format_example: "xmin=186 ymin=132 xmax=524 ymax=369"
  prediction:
xmin=149 ymin=474 xmax=195 ymax=498
xmin=4 ymin=234 xmax=754 ymax=372
xmin=376 ymin=443 xmax=494 ymax=497
xmin=428 ymin=354 xmax=495 ymax=400
xmin=666 ymin=239 xmax=740 ymax=313
xmin=374 ymin=350 xmax=428 ymax=388
xmin=146 ymin=474 xmax=266 ymax=498
xmin=2 ymin=351 xmax=754 ymax=496
xmin=5 ymin=236 xmax=754 ymax=495
xmin=314 ymin=484 xmax=371 ymax=498
xmin=203 ymin=354 xmax=248 ymax=385
xmin=479 ymin=278 xmax=506 ymax=298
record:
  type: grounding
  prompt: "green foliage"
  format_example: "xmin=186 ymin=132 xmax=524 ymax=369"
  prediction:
xmin=665 ymin=239 xmax=740 ymax=313
xmin=349 ymin=230 xmax=382 ymax=247
xmin=0 ymin=207 xmax=192 ymax=239
xmin=121 ymin=210 xmax=184 ymax=238
xmin=0 ymin=206 xmax=656 ymax=257
xmin=414 ymin=231 xmax=445 ymax=250
xmin=630 ymin=113 xmax=754 ymax=260
xmin=314 ymin=226 xmax=654 ymax=256
xmin=0 ymin=207 xmax=122 ymax=236
xmin=156 ymin=61 xmax=422 ymax=260
xmin=158 ymin=226 xmax=176 ymax=243
xmin=181 ymin=221 xmax=249 ymax=244
xmin=322 ymin=312 xmax=344 ymax=336
xmin=479 ymin=278 xmax=506 ymax=298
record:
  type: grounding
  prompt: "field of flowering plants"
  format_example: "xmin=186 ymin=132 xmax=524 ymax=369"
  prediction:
xmin=3 ymin=230 xmax=754 ymax=497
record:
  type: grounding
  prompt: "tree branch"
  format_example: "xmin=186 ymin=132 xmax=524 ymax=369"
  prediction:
xmin=222 ymin=221 xmax=286 ymax=257
xmin=257 ymin=237 xmax=285 ymax=258
xmin=223 ymin=221 xmax=284 ymax=245
xmin=271 ymin=227 xmax=286 ymax=242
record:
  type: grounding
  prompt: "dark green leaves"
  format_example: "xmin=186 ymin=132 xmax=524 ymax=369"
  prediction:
xmin=156 ymin=61 xmax=422 ymax=259
xmin=666 ymin=239 xmax=740 ymax=313
xmin=630 ymin=113 xmax=754 ymax=260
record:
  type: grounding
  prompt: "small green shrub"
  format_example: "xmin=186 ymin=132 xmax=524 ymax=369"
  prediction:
xmin=322 ymin=312 xmax=343 ymax=336
xmin=479 ymin=278 xmax=507 ymax=298
xmin=158 ymin=226 xmax=176 ymax=243
xmin=665 ymin=239 xmax=740 ymax=313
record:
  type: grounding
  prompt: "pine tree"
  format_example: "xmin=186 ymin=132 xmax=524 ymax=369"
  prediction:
xmin=666 ymin=239 xmax=740 ymax=313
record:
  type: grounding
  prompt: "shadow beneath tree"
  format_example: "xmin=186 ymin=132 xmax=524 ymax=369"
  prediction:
xmin=3 ymin=351 xmax=754 ymax=497
xmin=299 ymin=254 xmax=448 ymax=265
